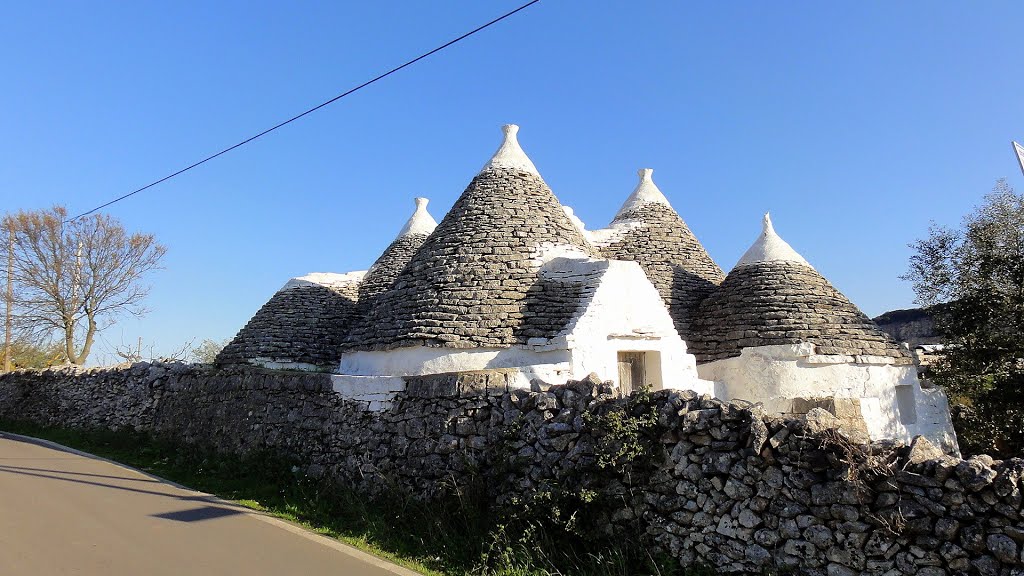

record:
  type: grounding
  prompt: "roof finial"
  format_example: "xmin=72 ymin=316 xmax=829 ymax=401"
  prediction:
xmin=735 ymin=212 xmax=811 ymax=269
xmin=613 ymin=168 xmax=673 ymax=220
xmin=479 ymin=124 xmax=540 ymax=175
xmin=398 ymin=196 xmax=438 ymax=237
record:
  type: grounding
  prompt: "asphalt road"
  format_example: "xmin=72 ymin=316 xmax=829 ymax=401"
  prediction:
xmin=0 ymin=433 xmax=416 ymax=576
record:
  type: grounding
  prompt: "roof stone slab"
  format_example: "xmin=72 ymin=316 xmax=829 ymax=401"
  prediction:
xmin=217 ymin=273 xmax=364 ymax=368
xmin=359 ymin=234 xmax=429 ymax=302
xmin=689 ymin=259 xmax=911 ymax=364
xmin=343 ymin=126 xmax=594 ymax=352
xmin=359 ymin=198 xmax=437 ymax=302
xmin=597 ymin=169 xmax=725 ymax=342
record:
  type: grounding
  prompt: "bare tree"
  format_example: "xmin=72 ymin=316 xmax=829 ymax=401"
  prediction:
xmin=110 ymin=336 xmax=193 ymax=364
xmin=3 ymin=206 xmax=166 ymax=365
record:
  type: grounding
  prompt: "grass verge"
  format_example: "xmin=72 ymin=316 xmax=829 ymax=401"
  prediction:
xmin=0 ymin=419 xmax=461 ymax=575
xmin=0 ymin=419 xmax=712 ymax=575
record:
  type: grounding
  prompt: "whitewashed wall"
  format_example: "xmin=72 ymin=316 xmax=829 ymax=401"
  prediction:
xmin=696 ymin=343 xmax=958 ymax=451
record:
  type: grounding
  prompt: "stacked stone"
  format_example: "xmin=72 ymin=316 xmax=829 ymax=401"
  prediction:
xmin=359 ymin=234 xmax=429 ymax=302
xmin=344 ymin=126 xmax=594 ymax=351
xmin=517 ymin=264 xmax=604 ymax=340
xmin=599 ymin=170 xmax=725 ymax=340
xmin=359 ymin=197 xmax=437 ymax=302
xmin=2 ymin=365 xmax=1022 ymax=574
xmin=689 ymin=260 xmax=910 ymax=363
xmin=216 ymin=278 xmax=362 ymax=369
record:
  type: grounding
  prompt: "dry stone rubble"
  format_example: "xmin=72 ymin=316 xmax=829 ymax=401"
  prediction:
xmin=1 ymin=364 xmax=1019 ymax=575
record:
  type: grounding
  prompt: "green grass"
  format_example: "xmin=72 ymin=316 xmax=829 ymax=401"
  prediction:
xmin=0 ymin=419 xmax=714 ymax=576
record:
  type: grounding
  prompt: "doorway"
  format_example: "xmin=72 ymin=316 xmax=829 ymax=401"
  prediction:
xmin=617 ymin=351 xmax=647 ymax=395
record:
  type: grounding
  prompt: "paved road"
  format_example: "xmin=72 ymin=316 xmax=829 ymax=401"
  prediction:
xmin=0 ymin=433 xmax=416 ymax=576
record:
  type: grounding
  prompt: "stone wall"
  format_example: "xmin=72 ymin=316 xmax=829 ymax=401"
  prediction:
xmin=1 ymin=364 xmax=1022 ymax=575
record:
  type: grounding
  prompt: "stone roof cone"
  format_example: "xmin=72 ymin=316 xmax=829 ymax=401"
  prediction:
xmin=688 ymin=214 xmax=910 ymax=364
xmin=344 ymin=124 xmax=594 ymax=351
xmin=217 ymin=272 xmax=365 ymax=369
xmin=597 ymin=168 xmax=725 ymax=341
xmin=359 ymin=197 xmax=438 ymax=301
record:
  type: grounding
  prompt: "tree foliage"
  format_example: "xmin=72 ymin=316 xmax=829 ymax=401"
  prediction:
xmin=2 ymin=206 xmax=166 ymax=366
xmin=5 ymin=337 xmax=64 ymax=370
xmin=903 ymin=179 xmax=1024 ymax=457
xmin=191 ymin=338 xmax=227 ymax=364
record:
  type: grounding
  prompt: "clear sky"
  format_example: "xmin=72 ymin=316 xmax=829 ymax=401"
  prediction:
xmin=2 ymin=1 xmax=1022 ymax=363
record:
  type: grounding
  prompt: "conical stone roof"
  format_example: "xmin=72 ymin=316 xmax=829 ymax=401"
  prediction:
xmin=358 ymin=197 xmax=437 ymax=302
xmin=343 ymin=125 xmax=594 ymax=351
xmin=596 ymin=169 xmax=725 ymax=341
xmin=689 ymin=214 xmax=910 ymax=364
xmin=217 ymin=272 xmax=364 ymax=368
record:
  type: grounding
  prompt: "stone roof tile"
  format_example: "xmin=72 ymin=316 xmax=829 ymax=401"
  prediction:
xmin=359 ymin=198 xmax=437 ymax=301
xmin=217 ymin=272 xmax=364 ymax=368
xmin=689 ymin=219 xmax=909 ymax=363
xmin=596 ymin=169 xmax=725 ymax=341
xmin=343 ymin=126 xmax=594 ymax=351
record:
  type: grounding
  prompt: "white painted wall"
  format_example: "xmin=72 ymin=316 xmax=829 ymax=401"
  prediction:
xmin=330 ymin=375 xmax=407 ymax=412
xmin=553 ymin=258 xmax=711 ymax=395
xmin=282 ymin=270 xmax=366 ymax=291
xmin=339 ymin=345 xmax=572 ymax=384
xmin=697 ymin=343 xmax=958 ymax=450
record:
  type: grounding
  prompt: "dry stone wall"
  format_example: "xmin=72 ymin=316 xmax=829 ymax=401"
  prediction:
xmin=1 ymin=364 xmax=1021 ymax=575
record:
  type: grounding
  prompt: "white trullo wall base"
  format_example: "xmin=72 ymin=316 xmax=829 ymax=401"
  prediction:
xmin=696 ymin=342 xmax=958 ymax=453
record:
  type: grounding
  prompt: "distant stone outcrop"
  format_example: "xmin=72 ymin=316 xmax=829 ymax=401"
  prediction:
xmin=872 ymin=306 xmax=943 ymax=348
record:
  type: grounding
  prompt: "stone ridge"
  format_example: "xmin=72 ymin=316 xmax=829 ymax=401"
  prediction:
xmin=358 ymin=233 xmax=429 ymax=302
xmin=344 ymin=167 xmax=594 ymax=351
xmin=216 ymin=282 xmax=361 ymax=368
xmin=689 ymin=260 xmax=911 ymax=363
xmin=600 ymin=202 xmax=725 ymax=342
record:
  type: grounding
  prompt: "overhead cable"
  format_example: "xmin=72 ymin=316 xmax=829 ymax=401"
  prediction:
xmin=66 ymin=0 xmax=542 ymax=221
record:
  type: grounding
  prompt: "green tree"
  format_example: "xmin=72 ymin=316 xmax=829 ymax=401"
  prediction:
xmin=903 ymin=179 xmax=1024 ymax=457
xmin=191 ymin=338 xmax=227 ymax=364
xmin=3 ymin=206 xmax=166 ymax=366
xmin=6 ymin=338 xmax=64 ymax=369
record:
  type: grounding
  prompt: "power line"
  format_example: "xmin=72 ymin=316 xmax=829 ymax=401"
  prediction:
xmin=67 ymin=0 xmax=542 ymax=222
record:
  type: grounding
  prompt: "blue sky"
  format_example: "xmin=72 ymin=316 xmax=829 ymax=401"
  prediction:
xmin=2 ymin=1 xmax=1022 ymax=363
